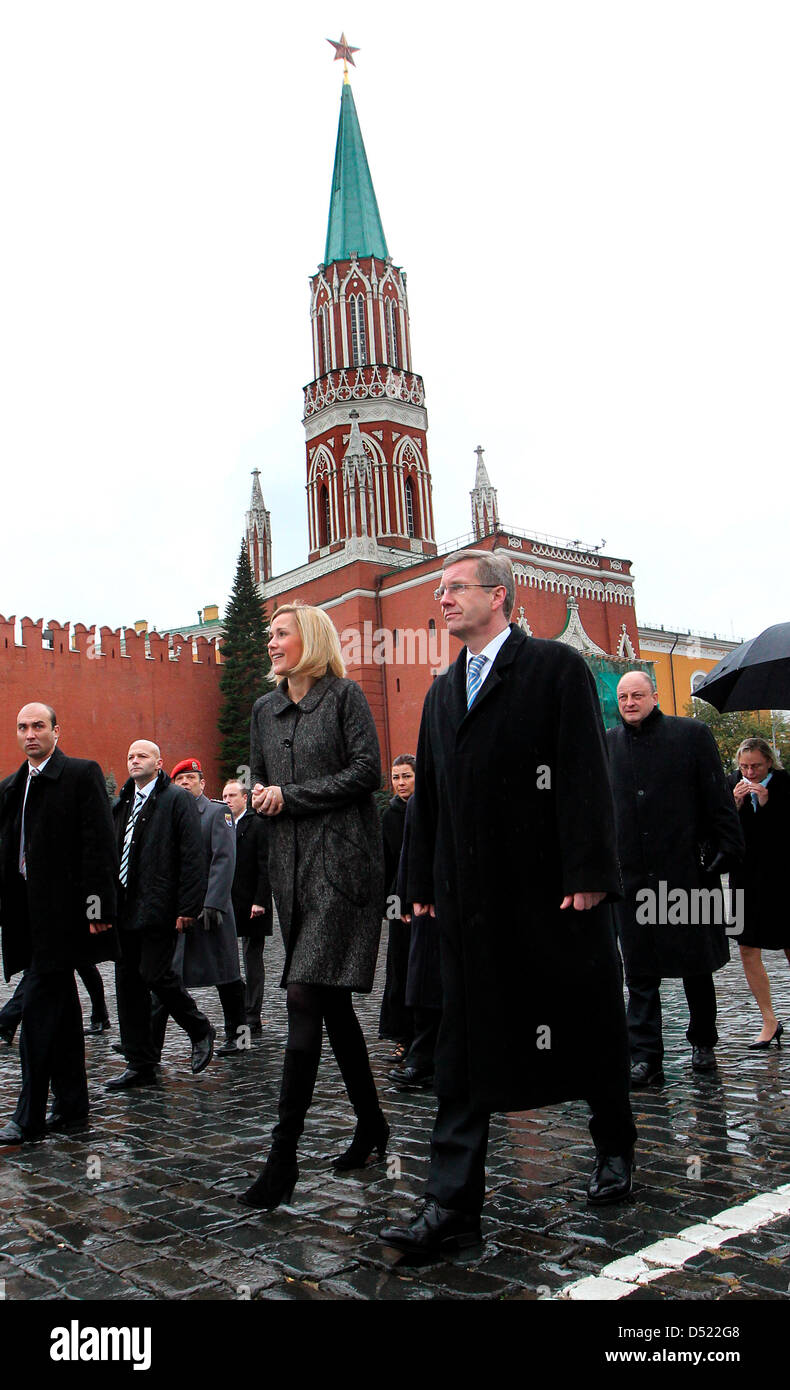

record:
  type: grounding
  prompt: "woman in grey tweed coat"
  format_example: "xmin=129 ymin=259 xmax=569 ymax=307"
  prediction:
xmin=238 ymin=603 xmax=388 ymax=1211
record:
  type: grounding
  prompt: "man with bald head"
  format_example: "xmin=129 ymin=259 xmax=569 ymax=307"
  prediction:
xmin=106 ymin=739 xmax=214 ymax=1089
xmin=0 ymin=703 xmax=118 ymax=1142
xmin=608 ymin=671 xmax=743 ymax=1085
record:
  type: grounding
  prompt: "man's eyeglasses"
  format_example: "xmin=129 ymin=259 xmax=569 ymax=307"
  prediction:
xmin=433 ymin=583 xmax=500 ymax=600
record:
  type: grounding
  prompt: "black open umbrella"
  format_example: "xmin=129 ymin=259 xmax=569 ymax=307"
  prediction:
xmin=694 ymin=622 xmax=790 ymax=712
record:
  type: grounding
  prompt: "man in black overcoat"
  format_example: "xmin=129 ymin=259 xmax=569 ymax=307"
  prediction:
xmin=0 ymin=703 xmax=118 ymax=1142
xmin=222 ymin=778 xmax=273 ymax=1035
xmin=106 ymin=740 xmax=215 ymax=1089
xmin=380 ymin=550 xmax=636 ymax=1258
xmin=608 ymin=671 xmax=744 ymax=1086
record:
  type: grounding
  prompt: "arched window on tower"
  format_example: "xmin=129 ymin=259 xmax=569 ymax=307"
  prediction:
xmin=318 ymin=484 xmax=331 ymax=548
xmin=319 ymin=305 xmax=331 ymax=375
xmin=404 ymin=477 xmax=416 ymax=538
xmin=385 ymin=298 xmax=399 ymax=367
xmin=349 ymin=294 xmax=367 ymax=367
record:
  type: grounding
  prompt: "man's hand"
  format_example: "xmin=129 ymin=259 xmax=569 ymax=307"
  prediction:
xmin=412 ymin=902 xmax=436 ymax=918
xmin=733 ymin=779 xmax=751 ymax=805
xmin=89 ymin=921 xmax=113 ymax=935
xmin=560 ymin=891 xmax=607 ymax=911
xmin=251 ymin=782 xmax=266 ymax=813
xmin=250 ymin=904 xmax=266 ymax=917
xmin=745 ymin=779 xmax=769 ymax=807
xmin=175 ymin=915 xmax=194 ymax=933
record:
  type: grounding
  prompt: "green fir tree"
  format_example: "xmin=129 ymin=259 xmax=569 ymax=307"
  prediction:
xmin=218 ymin=541 xmax=270 ymax=782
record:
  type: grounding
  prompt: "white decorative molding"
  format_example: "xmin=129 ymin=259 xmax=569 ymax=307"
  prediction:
xmin=516 ymin=605 xmax=533 ymax=635
xmin=372 ymin=430 xmax=383 ymax=440
xmin=507 ymin=537 xmax=523 ymax=549
xmin=303 ymin=398 xmax=427 ymax=441
xmin=259 ymin=543 xmax=419 ymax=599
xmin=555 ymin=598 xmax=608 ymax=656
xmin=610 ymin=560 xmax=623 ymax=572
xmin=511 ymin=562 xmax=634 ymax=605
xmin=616 ymin=624 xmax=636 ymax=659
xmin=532 ymin=543 xmax=600 ymax=569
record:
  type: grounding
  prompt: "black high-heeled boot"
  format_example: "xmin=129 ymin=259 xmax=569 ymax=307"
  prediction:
xmin=237 ymin=1147 xmax=299 ymax=1209
xmin=237 ymin=1048 xmax=318 ymax=1209
xmin=332 ymin=1109 xmax=390 ymax=1171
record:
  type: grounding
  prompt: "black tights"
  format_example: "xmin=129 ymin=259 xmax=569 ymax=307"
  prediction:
xmin=283 ymin=983 xmax=378 ymax=1118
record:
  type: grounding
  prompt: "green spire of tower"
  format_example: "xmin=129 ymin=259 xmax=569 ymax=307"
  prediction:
xmin=324 ymin=83 xmax=389 ymax=265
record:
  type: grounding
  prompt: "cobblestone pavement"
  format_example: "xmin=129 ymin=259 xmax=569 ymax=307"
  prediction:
xmin=1 ymin=929 xmax=790 ymax=1305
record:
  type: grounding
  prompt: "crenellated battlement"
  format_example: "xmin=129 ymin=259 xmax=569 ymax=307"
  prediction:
xmin=0 ymin=615 xmax=222 ymax=669
xmin=0 ymin=614 xmax=226 ymax=790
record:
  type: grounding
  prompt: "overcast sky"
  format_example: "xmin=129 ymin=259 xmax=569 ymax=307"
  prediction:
xmin=1 ymin=1 xmax=787 ymax=644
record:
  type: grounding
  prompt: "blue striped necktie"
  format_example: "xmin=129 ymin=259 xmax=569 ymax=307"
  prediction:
xmin=119 ymin=791 xmax=144 ymax=886
xmin=466 ymin=654 xmax=486 ymax=709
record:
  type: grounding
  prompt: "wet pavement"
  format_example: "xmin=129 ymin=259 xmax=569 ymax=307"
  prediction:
xmin=1 ymin=929 xmax=790 ymax=1304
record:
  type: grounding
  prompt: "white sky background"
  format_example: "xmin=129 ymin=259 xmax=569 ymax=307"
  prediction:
xmin=1 ymin=0 xmax=787 ymax=641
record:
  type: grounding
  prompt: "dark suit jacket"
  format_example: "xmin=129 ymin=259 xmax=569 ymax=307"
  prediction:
xmin=112 ymin=772 xmax=204 ymax=932
xmin=232 ymin=810 xmax=272 ymax=940
xmin=0 ymin=747 xmax=119 ymax=980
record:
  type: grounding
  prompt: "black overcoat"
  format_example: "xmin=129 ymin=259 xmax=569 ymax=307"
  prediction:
xmin=250 ymin=673 xmax=384 ymax=991
xmin=112 ymin=773 xmax=205 ymax=932
xmin=0 ymin=747 xmax=119 ymax=980
xmin=406 ymin=625 xmax=628 ymax=1113
xmin=607 ymin=709 xmax=744 ymax=977
xmin=232 ymin=809 xmax=273 ymax=941
xmin=729 ymin=767 xmax=790 ymax=949
xmin=378 ymin=794 xmax=413 ymax=1041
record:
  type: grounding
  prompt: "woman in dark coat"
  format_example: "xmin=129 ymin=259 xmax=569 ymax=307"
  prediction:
xmin=730 ymin=738 xmax=790 ymax=1048
xmin=378 ymin=755 xmax=416 ymax=1057
xmin=238 ymin=603 xmax=387 ymax=1210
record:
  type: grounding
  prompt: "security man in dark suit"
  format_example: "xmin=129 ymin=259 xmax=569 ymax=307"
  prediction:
xmin=106 ymin=740 xmax=215 ymax=1089
xmin=151 ymin=759 xmax=246 ymax=1058
xmin=0 ymin=703 xmax=118 ymax=1142
xmin=222 ymin=778 xmax=272 ymax=1035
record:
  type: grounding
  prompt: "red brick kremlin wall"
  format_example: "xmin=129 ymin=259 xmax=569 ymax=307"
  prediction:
xmin=0 ymin=616 xmax=223 ymax=794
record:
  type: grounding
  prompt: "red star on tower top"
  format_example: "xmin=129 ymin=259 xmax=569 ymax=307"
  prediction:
xmin=326 ymin=32 xmax=359 ymax=75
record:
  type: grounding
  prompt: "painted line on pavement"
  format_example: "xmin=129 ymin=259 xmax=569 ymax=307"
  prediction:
xmin=558 ymin=1182 xmax=790 ymax=1300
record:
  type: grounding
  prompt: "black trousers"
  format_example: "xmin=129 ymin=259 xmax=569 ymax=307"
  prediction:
xmin=404 ymin=1007 xmax=441 ymax=1071
xmin=626 ymin=972 xmax=718 ymax=1064
xmin=0 ymin=962 xmax=109 ymax=1036
xmin=150 ymin=977 xmax=246 ymax=1053
xmin=425 ymin=1086 xmax=638 ymax=1217
xmin=14 ymin=962 xmax=88 ymax=1134
xmin=115 ymin=927 xmax=212 ymax=1070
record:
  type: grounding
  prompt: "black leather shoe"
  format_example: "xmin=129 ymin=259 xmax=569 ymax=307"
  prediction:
xmin=587 ymin=1150 xmax=634 ymax=1205
xmin=392 ymin=1063 xmax=434 ymax=1091
xmin=111 ymin=1042 xmax=126 ymax=1055
xmin=380 ymin=1200 xmax=482 ymax=1259
xmin=0 ymin=1119 xmax=45 ymax=1144
xmin=0 ymin=1027 xmax=15 ymax=1045
xmin=84 ymin=1019 xmax=111 ymax=1035
xmin=691 ymin=1046 xmax=717 ymax=1072
xmin=217 ymin=1038 xmax=246 ymax=1057
xmin=105 ymin=1067 xmax=158 ymax=1091
xmin=248 ymin=1023 xmax=263 ymax=1036
xmin=191 ymin=1026 xmax=215 ymax=1075
xmin=46 ymin=1111 xmax=90 ymax=1133
xmin=630 ymin=1061 xmax=665 ymax=1088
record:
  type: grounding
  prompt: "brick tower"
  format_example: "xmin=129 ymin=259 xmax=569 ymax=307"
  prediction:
xmin=303 ymin=75 xmax=436 ymax=565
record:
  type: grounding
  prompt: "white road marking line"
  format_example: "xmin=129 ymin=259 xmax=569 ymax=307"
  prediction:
xmin=558 ymin=1182 xmax=790 ymax=1300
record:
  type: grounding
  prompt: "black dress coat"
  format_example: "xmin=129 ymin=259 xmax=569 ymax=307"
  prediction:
xmin=250 ymin=673 xmax=384 ymax=991
xmin=232 ymin=809 xmax=273 ymax=941
xmin=398 ymin=795 xmax=442 ymax=1011
xmin=112 ymin=772 xmax=205 ymax=932
xmin=607 ymin=709 xmax=744 ymax=978
xmin=378 ymin=794 xmax=413 ymax=1041
xmin=0 ymin=747 xmax=119 ymax=980
xmin=406 ymin=625 xmax=628 ymax=1113
xmin=729 ymin=767 xmax=790 ymax=949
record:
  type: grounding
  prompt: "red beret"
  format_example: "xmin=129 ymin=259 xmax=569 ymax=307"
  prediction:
xmin=171 ymin=757 xmax=203 ymax=779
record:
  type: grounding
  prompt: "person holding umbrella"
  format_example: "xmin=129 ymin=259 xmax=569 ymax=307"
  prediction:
xmin=730 ymin=738 xmax=790 ymax=1048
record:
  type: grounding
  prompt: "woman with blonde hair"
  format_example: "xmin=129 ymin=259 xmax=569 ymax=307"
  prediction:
xmin=238 ymin=603 xmax=388 ymax=1209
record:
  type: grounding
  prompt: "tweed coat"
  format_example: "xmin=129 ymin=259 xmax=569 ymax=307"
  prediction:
xmin=250 ymin=673 xmax=384 ymax=991
xmin=172 ymin=795 xmax=241 ymax=987
xmin=406 ymin=625 xmax=629 ymax=1113
xmin=0 ymin=747 xmax=119 ymax=979
xmin=607 ymin=709 xmax=744 ymax=977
